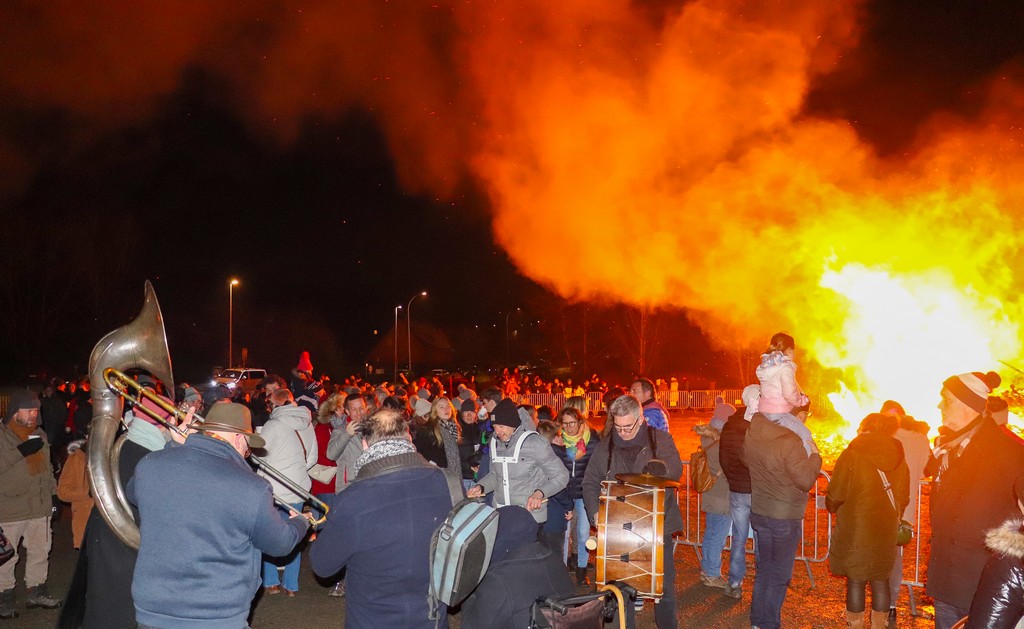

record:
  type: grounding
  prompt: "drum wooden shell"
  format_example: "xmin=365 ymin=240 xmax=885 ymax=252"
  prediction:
xmin=595 ymin=480 xmax=666 ymax=598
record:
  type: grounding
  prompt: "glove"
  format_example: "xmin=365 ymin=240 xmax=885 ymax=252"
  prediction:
xmin=17 ymin=438 xmax=44 ymax=457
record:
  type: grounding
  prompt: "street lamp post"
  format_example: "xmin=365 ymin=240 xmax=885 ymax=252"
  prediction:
xmin=393 ymin=305 xmax=403 ymax=382
xmin=228 ymin=278 xmax=239 ymax=368
xmin=407 ymin=291 xmax=427 ymax=373
xmin=505 ymin=307 xmax=521 ymax=366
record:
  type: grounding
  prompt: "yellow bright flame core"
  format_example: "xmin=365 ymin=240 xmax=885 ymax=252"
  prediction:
xmin=814 ymin=264 xmax=1020 ymax=439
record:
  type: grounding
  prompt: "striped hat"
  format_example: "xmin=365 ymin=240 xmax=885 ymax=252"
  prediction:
xmin=942 ymin=371 xmax=1001 ymax=413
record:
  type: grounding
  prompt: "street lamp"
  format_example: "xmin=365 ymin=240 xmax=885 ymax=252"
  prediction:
xmin=505 ymin=307 xmax=521 ymax=366
xmin=228 ymin=278 xmax=239 ymax=368
xmin=393 ymin=305 xmax=403 ymax=382
xmin=407 ymin=291 xmax=427 ymax=373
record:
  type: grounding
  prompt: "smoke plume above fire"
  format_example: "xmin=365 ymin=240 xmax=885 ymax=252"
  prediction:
xmin=4 ymin=0 xmax=1023 ymax=428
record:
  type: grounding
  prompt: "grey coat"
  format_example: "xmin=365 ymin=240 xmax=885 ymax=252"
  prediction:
xmin=477 ymin=426 xmax=569 ymax=523
xmin=326 ymin=426 xmax=364 ymax=493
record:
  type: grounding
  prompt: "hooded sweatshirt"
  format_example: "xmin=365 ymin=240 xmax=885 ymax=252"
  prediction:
xmin=257 ymin=403 xmax=318 ymax=503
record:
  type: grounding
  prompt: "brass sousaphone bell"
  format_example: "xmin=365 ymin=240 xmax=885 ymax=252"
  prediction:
xmin=87 ymin=281 xmax=174 ymax=549
xmin=88 ymin=282 xmax=329 ymax=550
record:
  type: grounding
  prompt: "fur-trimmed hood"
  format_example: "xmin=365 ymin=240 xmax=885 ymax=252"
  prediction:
xmin=986 ymin=518 xmax=1024 ymax=559
xmin=693 ymin=423 xmax=721 ymax=441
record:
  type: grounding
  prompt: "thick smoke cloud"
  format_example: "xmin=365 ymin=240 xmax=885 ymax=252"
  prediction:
xmin=3 ymin=0 xmax=1024 ymax=419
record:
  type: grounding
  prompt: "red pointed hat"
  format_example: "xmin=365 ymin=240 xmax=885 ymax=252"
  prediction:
xmin=296 ymin=351 xmax=314 ymax=373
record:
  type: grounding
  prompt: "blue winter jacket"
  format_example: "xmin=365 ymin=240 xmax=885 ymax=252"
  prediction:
xmin=127 ymin=434 xmax=308 ymax=629
xmin=310 ymin=452 xmax=452 ymax=629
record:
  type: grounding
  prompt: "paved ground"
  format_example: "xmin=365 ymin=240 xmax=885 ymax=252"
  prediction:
xmin=3 ymin=410 xmax=940 ymax=628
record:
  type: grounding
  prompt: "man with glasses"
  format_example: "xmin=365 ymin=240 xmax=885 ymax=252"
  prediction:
xmin=581 ymin=395 xmax=682 ymax=628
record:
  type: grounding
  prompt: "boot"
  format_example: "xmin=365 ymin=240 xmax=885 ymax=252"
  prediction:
xmin=0 ymin=589 xmax=18 ymax=620
xmin=25 ymin=584 xmax=62 ymax=610
xmin=846 ymin=610 xmax=865 ymax=628
xmin=870 ymin=609 xmax=889 ymax=627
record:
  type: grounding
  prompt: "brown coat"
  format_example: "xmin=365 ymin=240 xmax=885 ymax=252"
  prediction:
xmin=826 ymin=432 xmax=909 ymax=580
xmin=56 ymin=445 xmax=94 ymax=548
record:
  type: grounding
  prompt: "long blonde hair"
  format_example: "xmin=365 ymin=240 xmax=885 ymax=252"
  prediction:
xmin=427 ymin=396 xmax=461 ymax=445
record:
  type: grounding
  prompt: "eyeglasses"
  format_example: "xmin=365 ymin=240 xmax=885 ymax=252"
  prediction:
xmin=613 ymin=416 xmax=641 ymax=434
xmin=561 ymin=420 xmax=579 ymax=427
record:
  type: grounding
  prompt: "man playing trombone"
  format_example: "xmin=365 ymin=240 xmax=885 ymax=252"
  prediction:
xmin=127 ymin=402 xmax=311 ymax=629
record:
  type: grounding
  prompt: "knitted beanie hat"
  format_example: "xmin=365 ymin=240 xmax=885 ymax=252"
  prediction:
xmin=942 ymin=371 xmax=1001 ymax=413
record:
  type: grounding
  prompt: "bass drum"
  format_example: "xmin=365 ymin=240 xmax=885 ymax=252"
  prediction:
xmin=594 ymin=480 xmax=666 ymax=599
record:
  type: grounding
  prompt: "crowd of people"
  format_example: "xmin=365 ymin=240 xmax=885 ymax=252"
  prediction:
xmin=1 ymin=335 xmax=1024 ymax=628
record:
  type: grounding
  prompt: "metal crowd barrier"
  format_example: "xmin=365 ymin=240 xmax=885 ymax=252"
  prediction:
xmin=510 ymin=389 xmax=746 ymax=413
xmin=672 ymin=461 xmax=927 ymax=612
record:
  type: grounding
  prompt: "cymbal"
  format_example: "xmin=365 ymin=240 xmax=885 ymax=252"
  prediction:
xmin=614 ymin=473 xmax=681 ymax=488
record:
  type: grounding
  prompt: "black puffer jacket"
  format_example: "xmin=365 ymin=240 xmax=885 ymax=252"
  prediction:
xmin=552 ymin=429 xmax=600 ymax=501
xmin=966 ymin=518 xmax=1024 ymax=629
xmin=719 ymin=407 xmax=751 ymax=494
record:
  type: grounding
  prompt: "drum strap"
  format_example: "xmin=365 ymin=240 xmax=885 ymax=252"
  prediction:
xmin=607 ymin=426 xmax=658 ymax=476
xmin=491 ymin=430 xmax=538 ymax=506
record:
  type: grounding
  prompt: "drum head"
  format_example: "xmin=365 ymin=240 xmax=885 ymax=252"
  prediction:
xmin=614 ymin=473 xmax=680 ymax=488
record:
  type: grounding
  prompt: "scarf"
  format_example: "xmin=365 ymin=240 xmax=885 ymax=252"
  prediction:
xmin=441 ymin=418 xmax=461 ymax=445
xmin=933 ymin=414 xmax=984 ymax=483
xmin=126 ymin=418 xmax=169 ymax=452
xmin=561 ymin=425 xmax=591 ymax=460
xmin=10 ymin=422 xmax=45 ymax=475
xmin=352 ymin=437 xmax=416 ymax=477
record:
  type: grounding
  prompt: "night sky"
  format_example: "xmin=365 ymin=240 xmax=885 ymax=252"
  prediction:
xmin=2 ymin=0 xmax=1022 ymax=385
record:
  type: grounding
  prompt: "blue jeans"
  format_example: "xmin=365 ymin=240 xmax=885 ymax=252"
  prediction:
xmin=750 ymin=513 xmax=802 ymax=629
xmin=728 ymin=492 xmax=754 ymax=586
xmin=933 ymin=600 xmax=969 ymax=629
xmin=701 ymin=511 xmax=731 ymax=578
xmin=262 ymin=502 xmax=303 ymax=592
xmin=572 ymin=498 xmax=589 ymax=568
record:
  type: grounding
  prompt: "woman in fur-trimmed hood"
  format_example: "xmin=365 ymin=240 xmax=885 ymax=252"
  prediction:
xmin=965 ymin=517 xmax=1024 ymax=628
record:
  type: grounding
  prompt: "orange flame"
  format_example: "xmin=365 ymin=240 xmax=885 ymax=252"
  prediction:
xmin=454 ymin=0 xmax=1024 ymax=434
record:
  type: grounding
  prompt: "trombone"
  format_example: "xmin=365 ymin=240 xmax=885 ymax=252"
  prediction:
xmin=104 ymin=367 xmax=330 ymax=527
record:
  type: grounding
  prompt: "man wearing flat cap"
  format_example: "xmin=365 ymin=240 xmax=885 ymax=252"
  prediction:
xmin=0 ymin=389 xmax=62 ymax=619
xmin=467 ymin=398 xmax=568 ymax=527
xmin=926 ymin=371 xmax=1024 ymax=629
xmin=128 ymin=402 xmax=310 ymax=629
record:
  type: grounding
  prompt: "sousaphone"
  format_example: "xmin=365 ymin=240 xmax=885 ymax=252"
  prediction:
xmin=87 ymin=281 xmax=174 ymax=549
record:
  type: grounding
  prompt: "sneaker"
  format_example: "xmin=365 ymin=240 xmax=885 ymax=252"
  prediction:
xmin=329 ymin=582 xmax=346 ymax=598
xmin=25 ymin=585 xmax=62 ymax=610
xmin=699 ymin=573 xmax=728 ymax=589
xmin=725 ymin=583 xmax=742 ymax=599
xmin=887 ymin=607 xmax=897 ymax=628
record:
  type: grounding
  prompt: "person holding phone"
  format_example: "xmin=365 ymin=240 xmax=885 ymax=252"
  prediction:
xmin=0 ymin=390 xmax=62 ymax=619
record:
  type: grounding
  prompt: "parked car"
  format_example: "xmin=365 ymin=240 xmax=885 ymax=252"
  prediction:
xmin=211 ymin=368 xmax=267 ymax=394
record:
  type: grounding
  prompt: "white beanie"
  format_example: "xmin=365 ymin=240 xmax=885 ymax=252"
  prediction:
xmin=742 ymin=384 xmax=761 ymax=420
xmin=413 ymin=397 xmax=432 ymax=417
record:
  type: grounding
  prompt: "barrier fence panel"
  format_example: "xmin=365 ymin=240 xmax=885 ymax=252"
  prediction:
xmin=671 ymin=464 xmax=928 ymax=606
